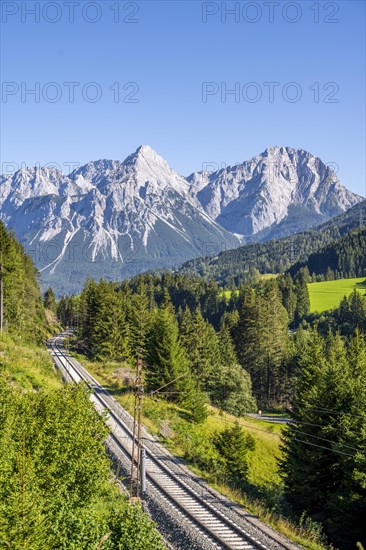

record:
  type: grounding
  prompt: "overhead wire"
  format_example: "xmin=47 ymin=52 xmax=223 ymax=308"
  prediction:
xmin=214 ymin=414 xmax=366 ymax=458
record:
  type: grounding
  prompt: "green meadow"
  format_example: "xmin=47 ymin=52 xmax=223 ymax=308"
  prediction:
xmin=307 ymin=277 xmax=366 ymax=313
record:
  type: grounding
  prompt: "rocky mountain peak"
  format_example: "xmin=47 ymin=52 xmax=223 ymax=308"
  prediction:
xmin=0 ymin=145 xmax=362 ymax=294
xmin=120 ymin=145 xmax=189 ymax=196
xmin=188 ymin=146 xmax=362 ymax=236
xmin=124 ymin=145 xmax=170 ymax=173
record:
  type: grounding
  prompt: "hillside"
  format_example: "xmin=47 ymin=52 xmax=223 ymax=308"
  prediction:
xmin=0 ymin=221 xmax=47 ymax=341
xmin=289 ymin=227 xmax=366 ymax=279
xmin=0 ymin=225 xmax=164 ymax=550
xmin=69 ymin=349 xmax=331 ymax=550
xmin=179 ymin=200 xmax=366 ymax=286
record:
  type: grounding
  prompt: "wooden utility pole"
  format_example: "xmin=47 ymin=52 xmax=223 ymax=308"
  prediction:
xmin=129 ymin=352 xmax=145 ymax=500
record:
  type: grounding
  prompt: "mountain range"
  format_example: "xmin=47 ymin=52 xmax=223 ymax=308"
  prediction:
xmin=0 ymin=145 xmax=362 ymax=294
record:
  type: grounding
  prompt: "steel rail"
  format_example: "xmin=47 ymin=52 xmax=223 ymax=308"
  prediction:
xmin=48 ymin=334 xmax=298 ymax=550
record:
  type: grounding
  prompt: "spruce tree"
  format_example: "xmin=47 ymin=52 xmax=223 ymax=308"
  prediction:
xmin=278 ymin=273 xmax=296 ymax=323
xmin=146 ymin=305 xmax=207 ymax=422
xmin=294 ymin=270 xmax=310 ymax=321
xmin=129 ymin=284 xmax=152 ymax=359
xmin=235 ymin=283 xmax=288 ymax=405
xmin=181 ymin=307 xmax=220 ymax=384
xmin=280 ymin=330 xmax=366 ymax=549
xmin=43 ymin=287 xmax=57 ymax=313
xmin=218 ymin=322 xmax=237 ymax=367
xmin=194 ymin=320 xmax=256 ymax=415
xmin=161 ymin=287 xmax=175 ymax=316
xmin=213 ymin=423 xmax=255 ymax=485
xmin=146 ymin=307 xmax=188 ymax=395
xmin=262 ymin=281 xmax=289 ymax=403
xmin=0 ymin=221 xmax=46 ymax=341
xmin=234 ymin=289 xmax=259 ymax=375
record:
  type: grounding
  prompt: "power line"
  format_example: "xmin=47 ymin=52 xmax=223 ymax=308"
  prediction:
xmin=251 ymin=390 xmax=366 ymax=421
xmin=291 ymin=438 xmax=356 ymax=458
xmin=214 ymin=414 xmax=366 ymax=458
xmin=68 ymin=324 xmax=366 ymax=458
xmin=119 ymin=392 xmax=133 ymax=412
xmin=149 ymin=372 xmax=189 ymax=396
xmin=249 ymin=410 xmax=366 ymax=438
xmin=290 ymin=426 xmax=364 ymax=454
xmin=118 ymin=385 xmax=366 ymax=458
xmin=288 ymin=417 xmax=360 ymax=436
xmin=214 ymin=414 xmax=285 ymax=437
xmin=290 ymin=400 xmax=366 ymax=420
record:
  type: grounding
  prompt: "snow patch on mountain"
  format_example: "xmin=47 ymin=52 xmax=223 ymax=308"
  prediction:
xmin=0 ymin=145 xmax=362 ymax=294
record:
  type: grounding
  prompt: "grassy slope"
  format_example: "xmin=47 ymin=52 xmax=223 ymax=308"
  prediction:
xmin=203 ymin=409 xmax=282 ymax=488
xmin=307 ymin=277 xmax=366 ymax=313
xmin=74 ymin=353 xmax=325 ymax=550
xmin=0 ymin=334 xmax=62 ymax=391
xmin=0 ymin=337 xmax=164 ymax=548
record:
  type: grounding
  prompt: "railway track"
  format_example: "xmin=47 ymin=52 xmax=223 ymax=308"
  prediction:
xmin=48 ymin=333 xmax=300 ymax=550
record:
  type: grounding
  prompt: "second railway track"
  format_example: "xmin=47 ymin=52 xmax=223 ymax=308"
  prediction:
xmin=48 ymin=333 xmax=301 ymax=550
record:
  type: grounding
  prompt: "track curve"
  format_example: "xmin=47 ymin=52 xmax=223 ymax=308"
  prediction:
xmin=48 ymin=333 xmax=301 ymax=550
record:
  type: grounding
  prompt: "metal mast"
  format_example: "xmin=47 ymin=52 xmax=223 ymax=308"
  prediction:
xmin=129 ymin=351 xmax=145 ymax=500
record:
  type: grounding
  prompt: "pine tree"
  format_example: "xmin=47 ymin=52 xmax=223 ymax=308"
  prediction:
xmin=43 ymin=287 xmax=57 ymax=313
xmin=202 ymin=278 xmax=220 ymax=323
xmin=280 ymin=329 xmax=334 ymax=515
xmin=146 ymin=308 xmax=188 ymax=395
xmin=180 ymin=307 xmax=220 ymax=383
xmin=179 ymin=305 xmax=192 ymax=337
xmin=78 ymin=280 xmax=130 ymax=360
xmin=280 ymin=330 xmax=366 ymax=549
xmin=235 ymin=283 xmax=288 ymax=405
xmin=207 ymin=323 xmax=256 ymax=416
xmin=178 ymin=374 xmax=208 ymax=423
xmin=218 ymin=322 xmax=237 ymax=367
xmin=93 ymin=284 xmax=130 ymax=360
xmin=0 ymin=221 xmax=46 ymax=341
xmin=57 ymin=295 xmax=79 ymax=329
xmin=234 ymin=289 xmax=259 ymax=372
xmin=262 ymin=281 xmax=289 ymax=403
xmin=294 ymin=270 xmax=310 ymax=321
xmin=213 ymin=423 xmax=255 ymax=485
xmin=161 ymin=287 xmax=175 ymax=316
xmin=278 ymin=273 xmax=297 ymax=322
xmin=129 ymin=284 xmax=152 ymax=359
xmin=325 ymin=332 xmax=366 ymax=547
xmin=146 ymin=306 xmax=207 ymax=422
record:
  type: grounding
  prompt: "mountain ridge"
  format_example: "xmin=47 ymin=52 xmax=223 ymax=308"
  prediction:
xmin=188 ymin=145 xmax=361 ymax=237
xmin=0 ymin=145 xmax=363 ymax=294
xmin=179 ymin=199 xmax=366 ymax=286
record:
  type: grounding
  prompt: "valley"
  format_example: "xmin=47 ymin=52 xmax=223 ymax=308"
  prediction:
xmin=1 ymin=178 xmax=366 ymax=549
xmin=2 ymin=3 xmax=365 ymax=549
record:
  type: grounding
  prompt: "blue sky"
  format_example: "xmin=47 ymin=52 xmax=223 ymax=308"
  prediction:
xmin=1 ymin=0 xmax=365 ymax=195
